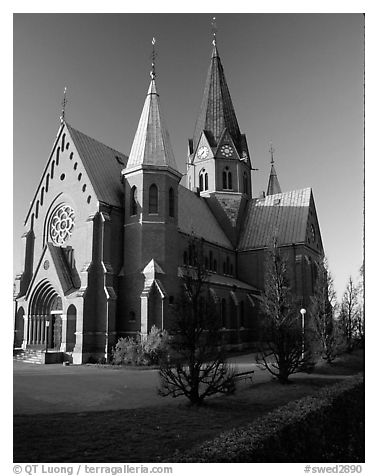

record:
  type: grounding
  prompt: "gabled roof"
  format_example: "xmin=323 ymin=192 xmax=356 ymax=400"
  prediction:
xmin=125 ymin=79 xmax=179 ymax=173
xmin=192 ymin=44 xmax=241 ymax=153
xmin=178 ymin=185 xmax=233 ymax=249
xmin=66 ymin=123 xmax=127 ymax=208
xmin=239 ymin=188 xmax=312 ymax=250
xmin=267 ymin=163 xmax=282 ymax=195
xmin=48 ymin=243 xmax=81 ymax=295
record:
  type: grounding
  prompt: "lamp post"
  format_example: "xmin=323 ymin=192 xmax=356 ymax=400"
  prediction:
xmin=45 ymin=319 xmax=50 ymax=354
xmin=300 ymin=308 xmax=306 ymax=360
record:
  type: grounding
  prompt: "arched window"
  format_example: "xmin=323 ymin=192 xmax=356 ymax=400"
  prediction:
xmin=240 ymin=300 xmax=245 ymax=327
xmin=223 ymin=167 xmax=232 ymax=190
xmin=169 ymin=187 xmax=174 ymax=217
xmin=129 ymin=311 xmax=136 ymax=322
xmin=243 ymin=172 xmax=248 ymax=194
xmin=149 ymin=184 xmax=158 ymax=213
xmin=130 ymin=186 xmax=138 ymax=216
xmin=199 ymin=169 xmax=208 ymax=191
xmin=221 ymin=298 xmax=227 ymax=328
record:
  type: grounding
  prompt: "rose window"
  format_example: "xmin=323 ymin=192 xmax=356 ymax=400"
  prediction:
xmin=49 ymin=205 xmax=75 ymax=245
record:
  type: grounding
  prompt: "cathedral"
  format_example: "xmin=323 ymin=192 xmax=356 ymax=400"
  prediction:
xmin=13 ymin=37 xmax=324 ymax=364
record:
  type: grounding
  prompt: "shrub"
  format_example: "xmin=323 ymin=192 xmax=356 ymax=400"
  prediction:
xmin=112 ymin=326 xmax=169 ymax=366
xmin=169 ymin=374 xmax=364 ymax=462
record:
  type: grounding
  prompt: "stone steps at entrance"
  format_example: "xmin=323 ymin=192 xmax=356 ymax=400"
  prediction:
xmin=14 ymin=349 xmax=44 ymax=364
xmin=13 ymin=349 xmax=65 ymax=364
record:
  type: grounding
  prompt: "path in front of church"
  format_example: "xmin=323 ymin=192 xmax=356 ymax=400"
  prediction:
xmin=13 ymin=353 xmax=347 ymax=415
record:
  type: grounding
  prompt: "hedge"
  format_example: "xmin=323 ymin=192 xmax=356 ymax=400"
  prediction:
xmin=170 ymin=374 xmax=364 ymax=463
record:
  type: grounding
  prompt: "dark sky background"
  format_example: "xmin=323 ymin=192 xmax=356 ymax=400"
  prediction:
xmin=13 ymin=13 xmax=364 ymax=299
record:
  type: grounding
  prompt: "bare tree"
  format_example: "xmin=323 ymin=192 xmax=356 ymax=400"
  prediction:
xmin=256 ymin=241 xmax=315 ymax=384
xmin=339 ymin=276 xmax=361 ymax=352
xmin=158 ymin=237 xmax=235 ymax=405
xmin=309 ymin=258 xmax=339 ymax=363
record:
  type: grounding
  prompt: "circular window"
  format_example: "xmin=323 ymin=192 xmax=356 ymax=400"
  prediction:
xmin=49 ymin=204 xmax=75 ymax=245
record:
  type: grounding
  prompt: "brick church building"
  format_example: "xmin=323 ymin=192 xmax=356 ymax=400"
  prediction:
xmin=14 ymin=39 xmax=324 ymax=364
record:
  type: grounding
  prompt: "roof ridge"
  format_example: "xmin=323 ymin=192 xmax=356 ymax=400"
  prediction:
xmin=66 ymin=122 xmax=128 ymax=159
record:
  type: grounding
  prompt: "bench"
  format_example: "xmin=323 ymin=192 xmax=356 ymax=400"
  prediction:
xmin=234 ymin=370 xmax=254 ymax=383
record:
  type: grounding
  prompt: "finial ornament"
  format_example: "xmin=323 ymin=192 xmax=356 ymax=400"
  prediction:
xmin=269 ymin=141 xmax=275 ymax=165
xmin=150 ymin=37 xmax=157 ymax=79
xmin=211 ymin=16 xmax=217 ymax=46
xmin=60 ymin=86 xmax=67 ymax=123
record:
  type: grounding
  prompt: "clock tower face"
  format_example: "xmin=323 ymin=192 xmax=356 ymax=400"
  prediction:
xmin=220 ymin=144 xmax=233 ymax=158
xmin=197 ymin=146 xmax=209 ymax=160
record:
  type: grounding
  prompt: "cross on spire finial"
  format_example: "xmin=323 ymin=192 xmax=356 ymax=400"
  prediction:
xmin=211 ymin=16 xmax=217 ymax=46
xmin=269 ymin=141 xmax=275 ymax=165
xmin=150 ymin=37 xmax=157 ymax=80
xmin=60 ymin=86 xmax=67 ymax=124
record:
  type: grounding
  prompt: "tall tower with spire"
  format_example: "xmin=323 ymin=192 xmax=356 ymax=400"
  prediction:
xmin=121 ymin=39 xmax=182 ymax=336
xmin=187 ymin=26 xmax=253 ymax=245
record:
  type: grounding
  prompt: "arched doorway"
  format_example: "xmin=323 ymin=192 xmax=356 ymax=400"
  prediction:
xmin=14 ymin=307 xmax=25 ymax=348
xmin=28 ymin=280 xmax=63 ymax=349
xmin=66 ymin=304 xmax=77 ymax=352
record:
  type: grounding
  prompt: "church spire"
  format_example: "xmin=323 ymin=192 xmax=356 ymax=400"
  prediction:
xmin=192 ymin=21 xmax=241 ymax=153
xmin=125 ymin=38 xmax=179 ymax=173
xmin=266 ymin=142 xmax=282 ymax=195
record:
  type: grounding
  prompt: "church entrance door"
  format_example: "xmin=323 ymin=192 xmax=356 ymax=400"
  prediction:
xmin=28 ymin=280 xmax=63 ymax=350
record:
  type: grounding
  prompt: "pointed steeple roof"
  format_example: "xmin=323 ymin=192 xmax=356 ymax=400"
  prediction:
xmin=266 ymin=145 xmax=282 ymax=195
xmin=125 ymin=78 xmax=179 ymax=173
xmin=192 ymin=43 xmax=241 ymax=153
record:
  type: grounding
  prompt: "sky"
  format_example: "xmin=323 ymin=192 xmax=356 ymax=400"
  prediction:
xmin=13 ymin=13 xmax=364 ymax=300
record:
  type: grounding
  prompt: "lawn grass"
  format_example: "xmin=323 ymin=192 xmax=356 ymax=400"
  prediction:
xmin=13 ymin=350 xmax=364 ymax=463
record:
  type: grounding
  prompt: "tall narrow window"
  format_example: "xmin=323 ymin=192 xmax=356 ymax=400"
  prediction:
xmin=240 ymin=300 xmax=245 ymax=327
xmin=46 ymin=174 xmax=50 ymax=192
xmin=243 ymin=172 xmax=248 ymax=194
xmin=149 ymin=184 xmax=158 ymax=213
xmin=130 ymin=186 xmax=138 ymax=216
xmin=199 ymin=169 xmax=208 ymax=191
xmin=40 ymin=187 xmax=45 ymax=206
xmin=51 ymin=161 xmax=55 ymax=179
xmin=221 ymin=298 xmax=227 ymax=328
xmin=56 ymin=147 xmax=60 ymax=166
xmin=169 ymin=187 xmax=174 ymax=217
xmin=223 ymin=167 xmax=232 ymax=190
